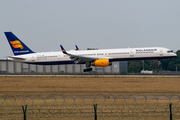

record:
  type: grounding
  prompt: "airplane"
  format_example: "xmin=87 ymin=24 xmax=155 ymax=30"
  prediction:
xmin=4 ymin=32 xmax=177 ymax=72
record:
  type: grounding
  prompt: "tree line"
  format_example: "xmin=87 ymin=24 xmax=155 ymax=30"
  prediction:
xmin=128 ymin=50 xmax=180 ymax=73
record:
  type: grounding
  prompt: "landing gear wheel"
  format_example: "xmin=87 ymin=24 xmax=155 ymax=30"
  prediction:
xmin=83 ymin=68 xmax=93 ymax=72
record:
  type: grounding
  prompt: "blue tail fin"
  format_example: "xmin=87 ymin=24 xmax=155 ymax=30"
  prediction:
xmin=75 ymin=45 xmax=79 ymax=51
xmin=60 ymin=45 xmax=67 ymax=54
xmin=4 ymin=32 xmax=35 ymax=56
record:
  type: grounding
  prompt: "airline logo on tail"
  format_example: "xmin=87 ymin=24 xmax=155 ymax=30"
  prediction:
xmin=10 ymin=40 xmax=24 ymax=49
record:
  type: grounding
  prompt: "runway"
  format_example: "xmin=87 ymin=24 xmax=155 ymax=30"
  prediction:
xmin=0 ymin=74 xmax=180 ymax=77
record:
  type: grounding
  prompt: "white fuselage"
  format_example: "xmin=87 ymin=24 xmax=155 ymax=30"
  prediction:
xmin=7 ymin=47 xmax=177 ymax=65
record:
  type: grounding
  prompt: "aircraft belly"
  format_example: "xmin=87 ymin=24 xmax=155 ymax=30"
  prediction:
xmin=109 ymin=55 xmax=176 ymax=62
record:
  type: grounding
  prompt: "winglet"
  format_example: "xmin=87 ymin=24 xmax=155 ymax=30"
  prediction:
xmin=60 ymin=45 xmax=67 ymax=54
xmin=75 ymin=45 xmax=79 ymax=51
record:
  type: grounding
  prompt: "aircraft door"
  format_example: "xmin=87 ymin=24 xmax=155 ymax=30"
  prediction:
xmin=160 ymin=50 xmax=163 ymax=56
xmin=31 ymin=56 xmax=35 ymax=61
xmin=130 ymin=50 xmax=134 ymax=57
xmin=58 ymin=55 xmax=61 ymax=60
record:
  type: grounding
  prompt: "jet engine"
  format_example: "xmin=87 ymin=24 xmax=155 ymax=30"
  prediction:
xmin=91 ymin=59 xmax=112 ymax=67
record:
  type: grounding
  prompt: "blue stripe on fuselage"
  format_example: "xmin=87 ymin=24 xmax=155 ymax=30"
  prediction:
xmin=23 ymin=56 xmax=176 ymax=65
xmin=109 ymin=56 xmax=176 ymax=62
xmin=24 ymin=61 xmax=76 ymax=65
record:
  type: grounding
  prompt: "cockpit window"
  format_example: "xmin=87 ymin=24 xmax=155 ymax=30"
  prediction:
xmin=167 ymin=50 xmax=173 ymax=53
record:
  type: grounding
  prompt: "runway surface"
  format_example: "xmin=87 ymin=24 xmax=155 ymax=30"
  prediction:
xmin=0 ymin=74 xmax=180 ymax=77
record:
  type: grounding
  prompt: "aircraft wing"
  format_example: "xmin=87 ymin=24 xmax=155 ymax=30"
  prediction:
xmin=60 ymin=45 xmax=97 ymax=63
xmin=69 ymin=54 xmax=96 ymax=63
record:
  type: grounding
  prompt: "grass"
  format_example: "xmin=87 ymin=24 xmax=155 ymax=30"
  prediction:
xmin=0 ymin=77 xmax=180 ymax=93
xmin=0 ymin=77 xmax=180 ymax=119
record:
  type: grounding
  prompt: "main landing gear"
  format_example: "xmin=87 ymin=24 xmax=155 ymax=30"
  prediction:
xmin=83 ymin=61 xmax=92 ymax=72
xmin=83 ymin=61 xmax=93 ymax=72
xmin=83 ymin=67 xmax=93 ymax=72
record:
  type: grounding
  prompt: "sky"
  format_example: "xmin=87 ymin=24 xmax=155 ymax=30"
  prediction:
xmin=0 ymin=0 xmax=180 ymax=59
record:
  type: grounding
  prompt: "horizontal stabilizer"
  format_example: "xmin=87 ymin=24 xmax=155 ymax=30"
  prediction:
xmin=7 ymin=56 xmax=26 ymax=60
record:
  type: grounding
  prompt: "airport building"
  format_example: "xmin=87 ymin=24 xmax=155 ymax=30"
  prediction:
xmin=0 ymin=60 xmax=128 ymax=73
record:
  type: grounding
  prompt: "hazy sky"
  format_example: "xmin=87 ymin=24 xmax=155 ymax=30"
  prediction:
xmin=0 ymin=0 xmax=180 ymax=59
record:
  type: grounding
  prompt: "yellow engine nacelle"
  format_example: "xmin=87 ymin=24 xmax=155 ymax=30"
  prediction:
xmin=91 ymin=59 xmax=112 ymax=67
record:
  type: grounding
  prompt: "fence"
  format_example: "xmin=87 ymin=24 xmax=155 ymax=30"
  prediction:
xmin=0 ymin=94 xmax=180 ymax=119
